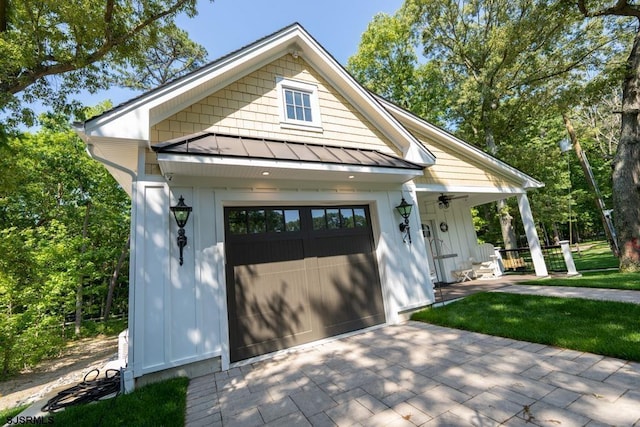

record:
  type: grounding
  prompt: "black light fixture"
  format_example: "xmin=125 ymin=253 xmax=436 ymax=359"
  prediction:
xmin=170 ymin=195 xmax=192 ymax=266
xmin=395 ymin=197 xmax=413 ymax=244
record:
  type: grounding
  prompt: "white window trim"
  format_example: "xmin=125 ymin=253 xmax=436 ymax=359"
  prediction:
xmin=276 ymin=77 xmax=323 ymax=132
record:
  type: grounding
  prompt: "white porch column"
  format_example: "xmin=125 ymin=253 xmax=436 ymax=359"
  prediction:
xmin=517 ymin=193 xmax=548 ymax=277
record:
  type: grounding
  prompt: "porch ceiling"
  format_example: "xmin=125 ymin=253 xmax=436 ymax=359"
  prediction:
xmin=419 ymin=190 xmax=525 ymax=209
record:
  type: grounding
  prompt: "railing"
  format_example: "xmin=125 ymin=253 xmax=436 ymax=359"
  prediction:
xmin=499 ymin=245 xmax=568 ymax=274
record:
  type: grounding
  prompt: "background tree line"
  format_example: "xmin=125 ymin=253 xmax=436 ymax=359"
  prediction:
xmin=0 ymin=0 xmax=210 ymax=378
xmin=0 ymin=111 xmax=130 ymax=377
xmin=347 ymin=0 xmax=637 ymax=268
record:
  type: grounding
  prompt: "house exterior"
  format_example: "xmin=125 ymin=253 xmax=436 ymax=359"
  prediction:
xmin=74 ymin=23 xmax=548 ymax=391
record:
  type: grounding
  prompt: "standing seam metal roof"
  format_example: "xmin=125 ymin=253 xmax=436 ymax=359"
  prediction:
xmin=152 ymin=132 xmax=425 ymax=170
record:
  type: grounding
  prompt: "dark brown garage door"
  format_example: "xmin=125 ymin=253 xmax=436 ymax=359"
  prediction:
xmin=225 ymin=205 xmax=385 ymax=362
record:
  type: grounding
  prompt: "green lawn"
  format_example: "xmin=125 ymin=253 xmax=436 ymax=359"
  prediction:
xmin=411 ymin=292 xmax=640 ymax=361
xmin=1 ymin=405 xmax=29 ymax=424
xmin=523 ymin=270 xmax=640 ymax=290
xmin=49 ymin=376 xmax=189 ymax=427
xmin=572 ymin=241 xmax=619 ymax=270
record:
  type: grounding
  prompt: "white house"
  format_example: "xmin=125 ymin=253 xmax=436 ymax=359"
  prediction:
xmin=74 ymin=23 xmax=548 ymax=390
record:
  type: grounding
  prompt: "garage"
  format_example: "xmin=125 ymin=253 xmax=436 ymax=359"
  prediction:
xmin=225 ymin=205 xmax=385 ymax=362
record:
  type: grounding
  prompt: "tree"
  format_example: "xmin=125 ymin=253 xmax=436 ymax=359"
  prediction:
xmin=349 ymin=0 xmax=624 ymax=250
xmin=347 ymin=13 xmax=451 ymax=126
xmin=577 ymin=0 xmax=640 ymax=272
xmin=0 ymin=114 xmax=130 ymax=376
xmin=115 ymin=24 xmax=208 ymax=90
xmin=0 ymin=0 xmax=209 ymax=133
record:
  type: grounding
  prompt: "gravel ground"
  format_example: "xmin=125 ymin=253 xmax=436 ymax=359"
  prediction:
xmin=0 ymin=336 xmax=119 ymax=411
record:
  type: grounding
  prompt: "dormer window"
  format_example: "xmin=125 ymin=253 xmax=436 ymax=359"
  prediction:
xmin=276 ymin=78 xmax=322 ymax=131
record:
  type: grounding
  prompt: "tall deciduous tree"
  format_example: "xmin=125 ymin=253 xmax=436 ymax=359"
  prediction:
xmin=347 ymin=13 xmax=451 ymax=126
xmin=577 ymin=0 xmax=640 ymax=272
xmin=0 ymin=0 xmax=209 ymax=132
xmin=349 ymin=0 xmax=624 ymax=250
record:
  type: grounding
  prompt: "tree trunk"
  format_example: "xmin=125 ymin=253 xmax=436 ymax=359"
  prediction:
xmin=562 ymin=114 xmax=619 ymax=256
xmin=483 ymin=106 xmax=518 ymax=249
xmin=0 ymin=0 xmax=8 ymax=32
xmin=75 ymin=202 xmax=91 ymax=336
xmin=615 ymin=27 xmax=640 ymax=272
xmin=104 ymin=234 xmax=130 ymax=321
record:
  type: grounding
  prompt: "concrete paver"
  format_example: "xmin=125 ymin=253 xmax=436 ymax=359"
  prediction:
xmin=184 ymin=284 xmax=640 ymax=426
xmin=184 ymin=321 xmax=640 ymax=426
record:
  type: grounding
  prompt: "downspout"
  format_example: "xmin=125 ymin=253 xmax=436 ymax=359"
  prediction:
xmin=73 ymin=122 xmax=138 ymax=393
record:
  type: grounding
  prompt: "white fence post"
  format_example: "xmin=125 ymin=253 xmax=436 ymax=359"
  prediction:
xmin=559 ymin=240 xmax=580 ymax=276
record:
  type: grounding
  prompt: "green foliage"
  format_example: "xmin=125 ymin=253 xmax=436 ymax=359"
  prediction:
xmin=64 ymin=318 xmax=128 ymax=340
xmin=348 ymin=1 xmax=629 ymax=247
xmin=412 ymin=292 xmax=640 ymax=361
xmin=0 ymin=0 xmax=208 ymax=130
xmin=347 ymin=13 xmax=452 ymax=126
xmin=0 ymin=117 xmax=129 ymax=378
xmin=51 ymin=377 xmax=189 ymax=427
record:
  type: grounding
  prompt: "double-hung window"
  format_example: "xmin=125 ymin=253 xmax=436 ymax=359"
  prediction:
xmin=276 ymin=78 xmax=322 ymax=131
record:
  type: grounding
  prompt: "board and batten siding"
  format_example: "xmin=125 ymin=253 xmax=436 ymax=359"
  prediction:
xmin=132 ymin=184 xmax=223 ymax=377
xmin=149 ymin=55 xmax=396 ymax=155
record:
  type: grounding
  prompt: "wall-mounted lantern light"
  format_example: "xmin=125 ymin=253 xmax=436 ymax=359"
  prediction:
xmin=170 ymin=195 xmax=192 ymax=266
xmin=395 ymin=197 xmax=413 ymax=244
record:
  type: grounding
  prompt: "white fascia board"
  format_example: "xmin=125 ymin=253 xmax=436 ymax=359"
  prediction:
xmin=83 ymin=29 xmax=297 ymax=140
xmin=81 ymin=24 xmax=435 ymax=167
xmin=282 ymin=28 xmax=436 ymax=166
xmin=378 ymin=97 xmax=544 ymax=190
xmin=84 ymin=105 xmax=151 ymax=141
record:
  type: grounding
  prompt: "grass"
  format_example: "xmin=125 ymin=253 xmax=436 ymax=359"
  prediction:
xmin=411 ymin=292 xmax=640 ymax=361
xmin=523 ymin=270 xmax=640 ymax=290
xmin=50 ymin=376 xmax=189 ymax=427
xmin=1 ymin=405 xmax=29 ymax=423
xmin=572 ymin=240 xmax=619 ymax=270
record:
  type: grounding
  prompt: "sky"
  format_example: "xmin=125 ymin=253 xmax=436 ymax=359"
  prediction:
xmin=82 ymin=0 xmax=405 ymax=109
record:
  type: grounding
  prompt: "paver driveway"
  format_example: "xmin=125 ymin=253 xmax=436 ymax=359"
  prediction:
xmin=185 ymin=322 xmax=640 ymax=426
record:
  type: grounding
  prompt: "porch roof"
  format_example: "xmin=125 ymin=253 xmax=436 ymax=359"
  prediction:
xmin=152 ymin=132 xmax=426 ymax=184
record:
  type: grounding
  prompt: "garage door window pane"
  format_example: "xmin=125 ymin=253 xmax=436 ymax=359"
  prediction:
xmin=248 ymin=210 xmax=266 ymax=234
xmin=354 ymin=208 xmax=367 ymax=227
xmin=312 ymin=209 xmax=326 ymax=230
xmin=229 ymin=210 xmax=247 ymax=234
xmin=326 ymin=209 xmax=340 ymax=229
xmin=340 ymin=209 xmax=354 ymax=228
xmin=284 ymin=210 xmax=300 ymax=231
xmin=267 ymin=210 xmax=284 ymax=233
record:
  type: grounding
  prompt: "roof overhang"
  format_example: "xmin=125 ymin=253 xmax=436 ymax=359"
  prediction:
xmin=157 ymin=154 xmax=424 ymax=184
xmin=78 ymin=23 xmax=436 ymax=168
xmin=153 ymin=132 xmax=424 ymax=184
xmin=377 ymin=96 xmax=544 ymax=190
